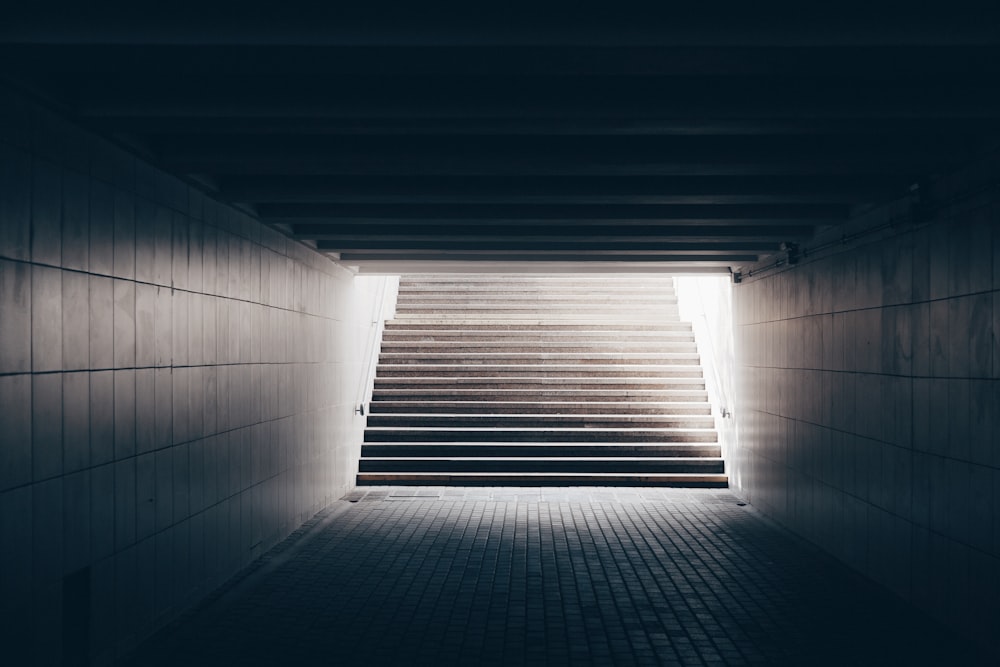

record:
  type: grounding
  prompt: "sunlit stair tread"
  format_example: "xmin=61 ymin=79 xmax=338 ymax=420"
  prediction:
xmin=383 ymin=321 xmax=693 ymax=329
xmin=366 ymin=416 xmax=715 ymax=428
xmin=368 ymin=401 xmax=712 ymax=414
xmin=371 ymin=389 xmax=710 ymax=400
xmin=359 ymin=457 xmax=725 ymax=472
xmin=356 ymin=472 xmax=728 ymax=487
xmin=363 ymin=427 xmax=719 ymax=442
xmin=361 ymin=443 xmax=722 ymax=455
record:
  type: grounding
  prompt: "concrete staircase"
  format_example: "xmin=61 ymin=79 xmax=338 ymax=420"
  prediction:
xmin=357 ymin=274 xmax=727 ymax=487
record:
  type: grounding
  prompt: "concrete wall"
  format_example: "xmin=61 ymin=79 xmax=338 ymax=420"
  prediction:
xmin=731 ymin=156 xmax=1000 ymax=652
xmin=0 ymin=87 xmax=378 ymax=664
xmin=674 ymin=276 xmax=739 ymax=470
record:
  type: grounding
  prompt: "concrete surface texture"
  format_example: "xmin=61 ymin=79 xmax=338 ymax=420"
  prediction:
xmin=0 ymin=87 xmax=385 ymax=663
xmin=731 ymin=154 xmax=1000 ymax=655
xmin=121 ymin=488 xmax=994 ymax=667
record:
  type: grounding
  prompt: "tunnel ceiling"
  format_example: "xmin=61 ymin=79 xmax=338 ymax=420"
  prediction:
xmin=3 ymin=8 xmax=1000 ymax=274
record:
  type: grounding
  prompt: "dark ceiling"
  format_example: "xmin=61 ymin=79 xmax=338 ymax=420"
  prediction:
xmin=3 ymin=7 xmax=1000 ymax=274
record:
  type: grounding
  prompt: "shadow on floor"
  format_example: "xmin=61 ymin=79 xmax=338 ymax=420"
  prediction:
xmin=123 ymin=487 xmax=994 ymax=666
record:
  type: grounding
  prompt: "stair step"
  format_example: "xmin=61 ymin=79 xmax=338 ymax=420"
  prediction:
xmin=383 ymin=331 xmax=693 ymax=338
xmin=356 ymin=472 xmax=728 ymax=487
xmin=398 ymin=297 xmax=678 ymax=305
xmin=384 ymin=322 xmax=693 ymax=331
xmin=358 ymin=457 xmax=725 ymax=473
xmin=399 ymin=279 xmax=675 ymax=294
xmin=392 ymin=320 xmax=688 ymax=326
xmin=368 ymin=401 xmax=712 ymax=415
xmin=363 ymin=427 xmax=718 ymax=443
xmin=398 ymin=279 xmax=676 ymax=286
xmin=397 ymin=294 xmax=678 ymax=303
xmin=367 ymin=414 xmax=715 ymax=428
xmin=373 ymin=378 xmax=706 ymax=390
xmin=372 ymin=389 xmax=710 ymax=401
xmin=377 ymin=369 xmax=706 ymax=379
xmin=380 ymin=342 xmax=699 ymax=352
xmin=382 ymin=336 xmax=696 ymax=345
xmin=379 ymin=353 xmax=700 ymax=364
xmin=361 ymin=443 xmax=722 ymax=457
xmin=383 ymin=330 xmax=694 ymax=338
xmin=399 ymin=277 xmax=676 ymax=285
xmin=401 ymin=286 xmax=676 ymax=288
xmin=396 ymin=305 xmax=680 ymax=312
xmin=394 ymin=315 xmax=682 ymax=320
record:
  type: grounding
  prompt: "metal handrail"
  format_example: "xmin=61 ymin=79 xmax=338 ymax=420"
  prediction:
xmin=690 ymin=312 xmax=732 ymax=419
xmin=355 ymin=277 xmax=397 ymax=416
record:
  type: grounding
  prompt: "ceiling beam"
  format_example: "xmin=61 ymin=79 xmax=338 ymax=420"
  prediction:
xmin=4 ymin=7 xmax=1000 ymax=47
xmin=310 ymin=240 xmax=779 ymax=252
xmin=337 ymin=252 xmax=759 ymax=263
xmin=219 ymin=174 xmax=900 ymax=205
xmin=289 ymin=225 xmax=814 ymax=240
xmin=86 ymin=116 xmax=1000 ymax=139
xmin=163 ymin=153 xmax=964 ymax=178
xmin=7 ymin=44 xmax=1000 ymax=77
xmin=150 ymin=134 xmax=981 ymax=178
xmin=66 ymin=77 xmax=1000 ymax=120
xmin=259 ymin=202 xmax=845 ymax=222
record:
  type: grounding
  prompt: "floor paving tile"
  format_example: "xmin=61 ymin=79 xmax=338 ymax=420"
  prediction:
xmin=125 ymin=487 xmax=993 ymax=666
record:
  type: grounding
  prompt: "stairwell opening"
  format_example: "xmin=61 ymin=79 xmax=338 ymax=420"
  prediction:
xmin=357 ymin=273 xmax=735 ymax=488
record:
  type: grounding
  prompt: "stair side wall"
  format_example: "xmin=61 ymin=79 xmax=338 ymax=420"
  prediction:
xmin=674 ymin=275 xmax=739 ymax=474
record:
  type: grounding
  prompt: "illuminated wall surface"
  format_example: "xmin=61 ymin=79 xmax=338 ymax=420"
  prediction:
xmin=0 ymin=87 xmax=384 ymax=662
xmin=730 ymin=158 xmax=1000 ymax=646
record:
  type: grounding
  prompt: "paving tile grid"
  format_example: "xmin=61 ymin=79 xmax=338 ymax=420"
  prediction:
xmin=122 ymin=487 xmax=994 ymax=667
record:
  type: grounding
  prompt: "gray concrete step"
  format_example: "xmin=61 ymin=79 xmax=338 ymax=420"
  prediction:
xmin=397 ymin=289 xmax=678 ymax=296
xmin=360 ymin=442 xmax=722 ymax=457
xmin=393 ymin=315 xmax=683 ymax=322
xmin=356 ymin=472 xmax=728 ymax=487
xmin=363 ymin=427 xmax=718 ymax=443
xmin=396 ymin=301 xmax=680 ymax=308
xmin=379 ymin=353 xmax=700 ymax=364
xmin=376 ymin=366 xmax=706 ymax=379
xmin=373 ymin=377 xmax=707 ymax=389
xmin=395 ymin=310 xmax=681 ymax=318
xmin=396 ymin=292 xmax=678 ymax=302
xmin=398 ymin=282 xmax=676 ymax=288
xmin=397 ymin=294 xmax=678 ymax=303
xmin=371 ymin=388 xmax=710 ymax=401
xmin=380 ymin=345 xmax=699 ymax=355
xmin=398 ymin=287 xmax=676 ymax=293
xmin=400 ymin=276 xmax=676 ymax=284
xmin=399 ymin=277 xmax=677 ymax=284
xmin=381 ymin=335 xmax=696 ymax=345
xmin=396 ymin=291 xmax=678 ymax=300
xmin=384 ymin=322 xmax=693 ymax=331
xmin=375 ymin=361 xmax=702 ymax=379
xmin=368 ymin=401 xmax=712 ymax=415
xmin=391 ymin=318 xmax=688 ymax=325
xmin=366 ymin=414 xmax=715 ymax=428
xmin=381 ymin=351 xmax=698 ymax=361
xmin=358 ymin=457 xmax=725 ymax=473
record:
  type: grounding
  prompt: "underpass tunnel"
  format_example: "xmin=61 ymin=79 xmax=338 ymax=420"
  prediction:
xmin=0 ymin=9 xmax=999 ymax=665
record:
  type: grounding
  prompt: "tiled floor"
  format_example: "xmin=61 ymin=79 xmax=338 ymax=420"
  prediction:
xmin=126 ymin=488 xmax=992 ymax=666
